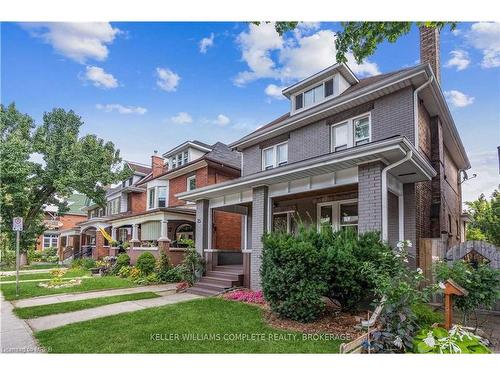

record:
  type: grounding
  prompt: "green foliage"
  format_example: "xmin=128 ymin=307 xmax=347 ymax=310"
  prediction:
xmin=113 ymin=253 xmax=131 ymax=274
xmin=269 ymin=22 xmax=456 ymax=64
xmin=435 ymin=260 xmax=500 ymax=323
xmin=412 ymin=303 xmax=443 ymax=328
xmin=413 ymin=326 xmax=491 ymax=354
xmin=155 ymin=249 xmax=171 ymax=274
xmin=465 ymin=188 xmax=500 ymax=246
xmin=0 ymin=103 xmax=129 ymax=252
xmin=261 ymin=229 xmax=330 ymax=322
xmin=117 ymin=265 xmax=132 ymax=278
xmin=136 ymin=252 xmax=156 ymax=275
xmin=158 ymin=266 xmax=184 ymax=283
xmin=81 ymin=258 xmax=96 ymax=270
xmin=177 ymin=239 xmax=204 ymax=285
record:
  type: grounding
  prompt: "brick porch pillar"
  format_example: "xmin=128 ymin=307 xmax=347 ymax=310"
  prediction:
xmin=250 ymin=186 xmax=268 ymax=290
xmin=358 ymin=161 xmax=383 ymax=234
xmin=94 ymin=230 xmax=104 ymax=260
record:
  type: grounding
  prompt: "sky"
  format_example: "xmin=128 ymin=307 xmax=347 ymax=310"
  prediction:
xmin=1 ymin=21 xmax=499 ymax=203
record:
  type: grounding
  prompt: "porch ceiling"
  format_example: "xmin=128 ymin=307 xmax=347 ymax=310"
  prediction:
xmin=178 ymin=137 xmax=436 ymax=201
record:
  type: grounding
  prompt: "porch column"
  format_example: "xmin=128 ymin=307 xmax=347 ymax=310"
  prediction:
xmin=130 ymin=224 xmax=140 ymax=248
xmin=158 ymin=220 xmax=170 ymax=241
xmin=195 ymin=200 xmax=209 ymax=256
xmin=250 ymin=186 xmax=269 ymax=290
xmin=358 ymin=161 xmax=383 ymax=234
xmin=111 ymin=227 xmax=118 ymax=242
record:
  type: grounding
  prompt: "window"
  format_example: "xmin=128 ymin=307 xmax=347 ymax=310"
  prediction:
xmin=333 ymin=123 xmax=349 ymax=151
xmin=354 ymin=116 xmax=370 ymax=146
xmin=169 ymin=150 xmax=190 ymax=169
xmin=107 ymin=198 xmax=121 ymax=215
xmin=324 ymin=79 xmax=334 ymax=97
xmin=262 ymin=142 xmax=288 ymax=170
xmin=157 ymin=187 xmax=167 ymax=208
xmin=317 ymin=200 xmax=358 ymax=232
xmin=304 ymin=84 xmax=323 ymax=107
xmin=148 ymin=188 xmax=156 ymax=209
xmin=331 ymin=113 xmax=371 ymax=152
xmin=128 ymin=177 xmax=134 ymax=186
xmin=339 ymin=203 xmax=358 ymax=232
xmin=43 ymin=234 xmax=58 ymax=249
xmin=272 ymin=212 xmax=296 ymax=234
xmin=183 ymin=151 xmax=188 ymax=164
xmin=295 ymin=93 xmax=303 ymax=110
xmin=187 ymin=176 xmax=196 ymax=191
xmin=118 ymin=228 xmax=129 ymax=243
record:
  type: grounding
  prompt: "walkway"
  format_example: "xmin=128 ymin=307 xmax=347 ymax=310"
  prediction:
xmin=27 ymin=292 xmax=201 ymax=332
xmin=0 ymin=276 xmax=91 ymax=285
xmin=0 ymin=268 xmax=66 ymax=277
xmin=12 ymin=284 xmax=177 ymax=308
xmin=0 ymin=296 xmax=40 ymax=353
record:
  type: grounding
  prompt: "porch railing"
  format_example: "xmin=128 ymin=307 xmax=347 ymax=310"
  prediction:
xmin=74 ymin=245 xmax=94 ymax=259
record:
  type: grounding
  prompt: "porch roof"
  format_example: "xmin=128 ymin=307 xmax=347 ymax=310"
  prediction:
xmin=177 ymin=136 xmax=436 ymax=201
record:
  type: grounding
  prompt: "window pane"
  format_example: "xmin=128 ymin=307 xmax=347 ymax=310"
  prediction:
xmin=324 ymin=79 xmax=334 ymax=97
xmin=304 ymin=89 xmax=314 ymax=107
xmin=148 ymin=189 xmax=155 ymax=208
xmin=183 ymin=151 xmax=188 ymax=164
xmin=313 ymin=85 xmax=323 ymax=102
xmin=277 ymin=143 xmax=288 ymax=166
xmin=334 ymin=123 xmax=348 ymax=150
xmin=295 ymin=94 xmax=303 ymax=110
xmin=177 ymin=154 xmax=182 ymax=165
xmin=157 ymin=187 xmax=167 ymax=208
xmin=273 ymin=214 xmax=288 ymax=233
xmin=354 ymin=117 xmax=369 ymax=143
xmin=188 ymin=177 xmax=196 ymax=191
xmin=319 ymin=205 xmax=333 ymax=228
xmin=263 ymin=148 xmax=274 ymax=170
xmin=340 ymin=203 xmax=358 ymax=225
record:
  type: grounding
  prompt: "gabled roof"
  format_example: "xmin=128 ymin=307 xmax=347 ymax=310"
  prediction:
xmin=125 ymin=161 xmax=151 ymax=176
xmin=65 ymin=193 xmax=88 ymax=216
xmin=162 ymin=140 xmax=213 ymax=158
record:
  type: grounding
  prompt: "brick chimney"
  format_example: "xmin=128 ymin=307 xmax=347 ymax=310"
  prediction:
xmin=151 ymin=151 xmax=165 ymax=177
xmin=420 ymin=26 xmax=440 ymax=83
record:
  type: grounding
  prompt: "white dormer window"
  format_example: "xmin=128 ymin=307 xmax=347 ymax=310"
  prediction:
xmin=169 ymin=150 xmax=190 ymax=169
xmin=294 ymin=78 xmax=335 ymax=111
xmin=331 ymin=113 xmax=371 ymax=153
xmin=262 ymin=142 xmax=288 ymax=171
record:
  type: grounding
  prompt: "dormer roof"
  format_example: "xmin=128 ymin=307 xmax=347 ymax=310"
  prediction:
xmin=162 ymin=140 xmax=212 ymax=158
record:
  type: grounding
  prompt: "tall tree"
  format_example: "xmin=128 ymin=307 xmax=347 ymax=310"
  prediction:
xmin=0 ymin=104 xmax=130 ymax=251
xmin=465 ymin=188 xmax=500 ymax=246
xmin=262 ymin=22 xmax=456 ymax=64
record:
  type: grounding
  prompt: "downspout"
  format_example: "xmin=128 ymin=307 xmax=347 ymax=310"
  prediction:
xmin=413 ymin=75 xmax=434 ymax=147
xmin=381 ymin=149 xmax=413 ymax=242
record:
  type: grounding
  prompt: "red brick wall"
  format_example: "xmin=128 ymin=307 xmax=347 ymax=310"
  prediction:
xmin=213 ymin=211 xmax=242 ymax=250
xmin=129 ymin=191 xmax=146 ymax=214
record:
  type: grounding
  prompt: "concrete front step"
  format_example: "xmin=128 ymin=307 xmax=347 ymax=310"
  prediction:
xmin=187 ymin=287 xmax=222 ymax=297
xmin=194 ymin=282 xmax=228 ymax=292
xmin=213 ymin=265 xmax=244 ymax=273
xmin=199 ymin=276 xmax=234 ymax=288
xmin=188 ymin=265 xmax=244 ymax=297
xmin=205 ymin=271 xmax=241 ymax=281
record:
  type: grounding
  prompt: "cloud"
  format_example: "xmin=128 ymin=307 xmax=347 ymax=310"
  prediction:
xmin=199 ymin=33 xmax=215 ymax=53
xmin=213 ymin=114 xmax=230 ymax=126
xmin=234 ymin=23 xmax=380 ymax=86
xmin=265 ymin=84 xmax=285 ymax=100
xmin=444 ymin=90 xmax=475 ymax=108
xmin=462 ymin=150 xmax=500 ymax=203
xmin=465 ymin=22 xmax=500 ymax=68
xmin=156 ymin=67 xmax=180 ymax=92
xmin=96 ymin=104 xmax=147 ymax=115
xmin=82 ymin=66 xmax=119 ymax=89
xmin=22 ymin=22 xmax=120 ymax=63
xmin=170 ymin=112 xmax=193 ymax=124
xmin=445 ymin=50 xmax=471 ymax=71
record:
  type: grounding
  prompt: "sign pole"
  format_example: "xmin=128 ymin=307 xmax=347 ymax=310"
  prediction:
xmin=16 ymin=230 xmax=20 ymax=297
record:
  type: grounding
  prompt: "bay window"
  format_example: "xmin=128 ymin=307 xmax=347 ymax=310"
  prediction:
xmin=262 ymin=142 xmax=288 ymax=170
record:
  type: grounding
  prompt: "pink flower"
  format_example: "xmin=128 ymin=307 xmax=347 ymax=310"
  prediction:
xmin=223 ymin=289 xmax=265 ymax=305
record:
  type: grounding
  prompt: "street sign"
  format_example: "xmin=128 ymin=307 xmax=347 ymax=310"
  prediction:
xmin=13 ymin=217 xmax=23 ymax=231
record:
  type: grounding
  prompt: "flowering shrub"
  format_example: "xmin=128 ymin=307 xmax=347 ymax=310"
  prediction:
xmin=413 ymin=325 xmax=491 ymax=354
xmin=223 ymin=289 xmax=266 ymax=305
xmin=176 ymin=281 xmax=189 ymax=292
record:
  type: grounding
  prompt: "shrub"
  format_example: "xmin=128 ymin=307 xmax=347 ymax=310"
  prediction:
xmin=155 ymin=249 xmax=171 ymax=274
xmin=412 ymin=303 xmax=443 ymax=328
xmin=158 ymin=265 xmax=184 ymax=283
xmin=136 ymin=252 xmax=156 ymax=275
xmin=261 ymin=229 xmax=330 ymax=322
xmin=435 ymin=259 xmax=500 ymax=324
xmin=81 ymin=258 xmax=96 ymax=270
xmin=177 ymin=240 xmax=204 ymax=285
xmin=112 ymin=253 xmax=130 ymax=274
xmin=71 ymin=259 xmax=83 ymax=269
xmin=117 ymin=265 xmax=132 ymax=278
xmin=413 ymin=325 xmax=491 ymax=354
xmin=128 ymin=266 xmax=142 ymax=280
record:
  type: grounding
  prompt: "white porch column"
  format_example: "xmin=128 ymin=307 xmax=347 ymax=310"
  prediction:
xmin=111 ymin=227 xmax=118 ymax=242
xmin=158 ymin=220 xmax=170 ymax=242
xmin=131 ymin=224 xmax=139 ymax=242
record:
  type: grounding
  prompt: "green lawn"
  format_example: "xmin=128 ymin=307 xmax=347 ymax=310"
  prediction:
xmin=35 ymin=298 xmax=344 ymax=353
xmin=0 ymin=276 xmax=136 ymax=300
xmin=0 ymin=268 xmax=86 ymax=281
xmin=0 ymin=263 xmax=61 ymax=271
xmin=14 ymin=292 xmax=160 ymax=319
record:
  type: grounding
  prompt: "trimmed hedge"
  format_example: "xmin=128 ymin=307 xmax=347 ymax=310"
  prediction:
xmin=136 ymin=252 xmax=156 ymax=275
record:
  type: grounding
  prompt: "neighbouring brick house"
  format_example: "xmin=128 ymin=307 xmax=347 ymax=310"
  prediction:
xmin=66 ymin=142 xmax=242 ymax=265
xmin=179 ymin=27 xmax=470 ymax=292
xmin=36 ymin=193 xmax=87 ymax=253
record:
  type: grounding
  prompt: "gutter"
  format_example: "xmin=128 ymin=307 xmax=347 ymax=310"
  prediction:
xmin=381 ymin=150 xmax=413 ymax=242
xmin=413 ymin=75 xmax=433 ymax=147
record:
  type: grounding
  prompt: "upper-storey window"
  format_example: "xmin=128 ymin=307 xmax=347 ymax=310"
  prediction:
xmin=187 ymin=175 xmax=196 ymax=191
xmin=148 ymin=188 xmax=155 ymax=209
xmin=262 ymin=142 xmax=288 ymax=171
xmin=331 ymin=114 xmax=371 ymax=152
xmin=169 ymin=150 xmax=189 ymax=170
xmin=294 ymin=78 xmax=334 ymax=111
xmin=106 ymin=197 xmax=121 ymax=216
xmin=157 ymin=187 xmax=167 ymax=208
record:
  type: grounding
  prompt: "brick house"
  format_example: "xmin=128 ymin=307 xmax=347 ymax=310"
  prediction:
xmin=179 ymin=27 xmax=470 ymax=292
xmin=70 ymin=142 xmax=241 ymax=264
xmin=36 ymin=193 xmax=87 ymax=253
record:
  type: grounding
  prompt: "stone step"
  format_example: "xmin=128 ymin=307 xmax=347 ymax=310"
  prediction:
xmin=187 ymin=287 xmax=220 ymax=297
xmin=205 ymin=271 xmax=241 ymax=281
xmin=194 ymin=282 xmax=228 ymax=292
xmin=199 ymin=276 xmax=234 ymax=288
xmin=213 ymin=265 xmax=244 ymax=274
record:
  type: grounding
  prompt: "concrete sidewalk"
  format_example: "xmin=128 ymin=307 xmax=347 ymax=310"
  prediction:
xmin=27 ymin=292 xmax=201 ymax=332
xmin=12 ymin=284 xmax=178 ymax=308
xmin=1 ymin=296 xmax=41 ymax=353
xmin=1 ymin=268 xmax=67 ymax=277
xmin=0 ymin=276 xmax=91 ymax=284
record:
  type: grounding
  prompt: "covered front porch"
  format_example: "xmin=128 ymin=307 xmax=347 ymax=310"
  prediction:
xmin=181 ymin=137 xmax=436 ymax=290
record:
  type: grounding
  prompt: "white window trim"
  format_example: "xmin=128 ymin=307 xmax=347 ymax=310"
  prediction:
xmin=330 ymin=112 xmax=371 ymax=153
xmin=43 ymin=234 xmax=58 ymax=249
xmin=316 ymin=199 xmax=358 ymax=232
xmin=157 ymin=186 xmax=168 ymax=208
xmin=147 ymin=188 xmax=156 ymax=210
xmin=293 ymin=76 xmax=336 ymax=113
xmin=261 ymin=141 xmax=288 ymax=171
xmin=186 ymin=175 xmax=196 ymax=191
